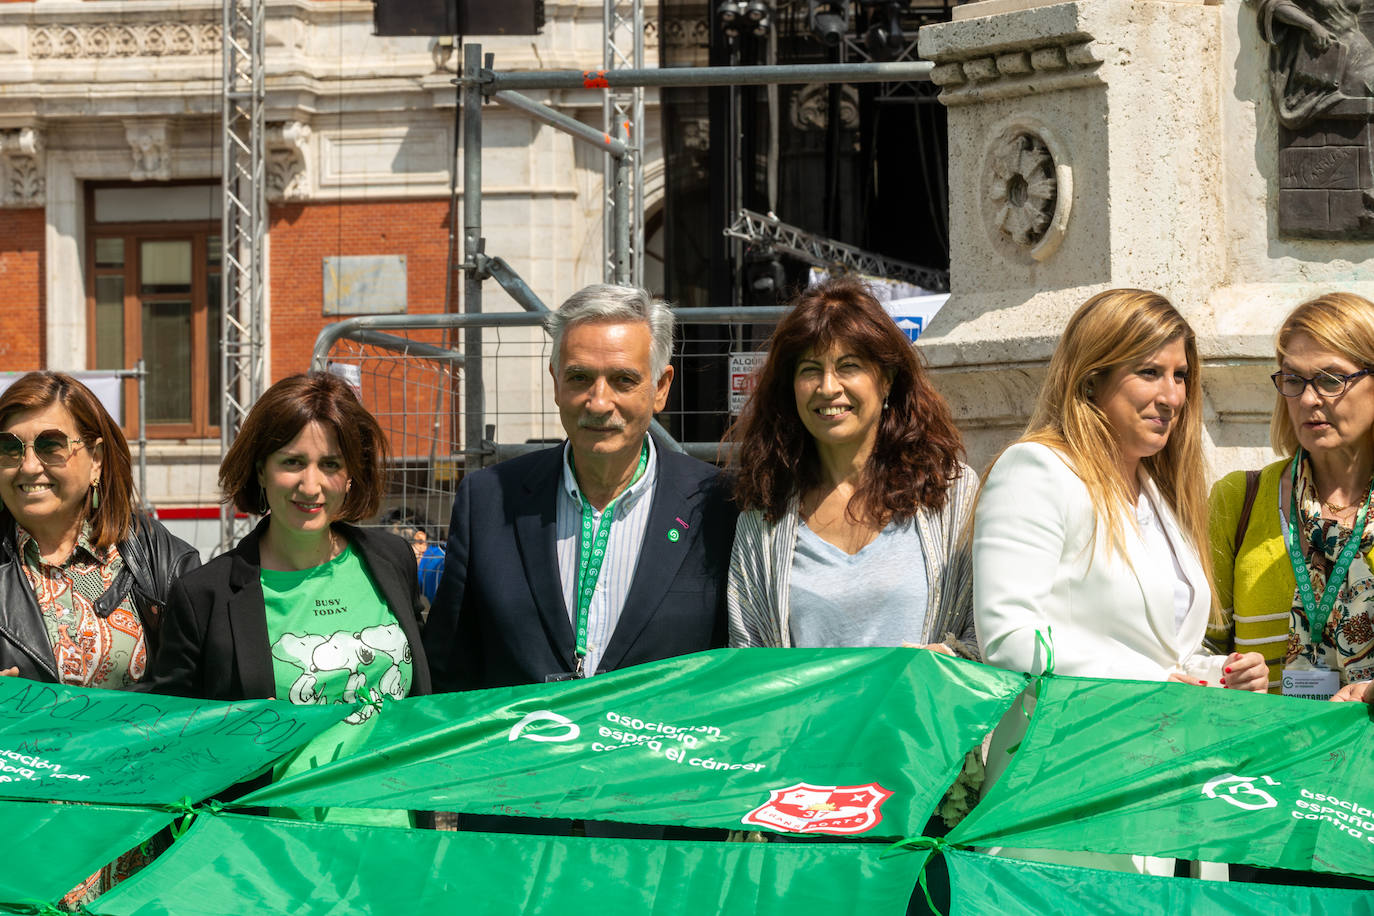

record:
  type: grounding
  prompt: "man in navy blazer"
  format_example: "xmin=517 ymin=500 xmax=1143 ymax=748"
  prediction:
xmin=424 ymin=284 xmax=736 ymax=693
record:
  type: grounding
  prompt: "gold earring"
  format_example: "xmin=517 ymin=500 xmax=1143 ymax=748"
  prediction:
xmin=90 ymin=483 xmax=100 ymax=510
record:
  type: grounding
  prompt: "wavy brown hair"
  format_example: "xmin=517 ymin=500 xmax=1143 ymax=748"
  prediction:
xmin=0 ymin=371 xmax=135 ymax=550
xmin=727 ymin=277 xmax=964 ymax=524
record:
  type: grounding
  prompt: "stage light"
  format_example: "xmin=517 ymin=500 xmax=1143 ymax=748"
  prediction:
xmin=807 ymin=1 xmax=848 ymax=47
xmin=717 ymin=0 xmax=745 ymax=37
xmin=744 ymin=0 xmax=771 ymax=35
xmin=863 ymin=1 xmax=906 ymax=59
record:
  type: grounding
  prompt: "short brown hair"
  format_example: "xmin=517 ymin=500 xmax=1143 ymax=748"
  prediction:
xmin=728 ymin=276 xmax=964 ymax=524
xmin=220 ymin=372 xmax=389 ymax=520
xmin=0 ymin=371 xmax=135 ymax=550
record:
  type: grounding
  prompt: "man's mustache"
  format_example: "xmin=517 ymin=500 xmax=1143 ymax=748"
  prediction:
xmin=578 ymin=415 xmax=626 ymax=430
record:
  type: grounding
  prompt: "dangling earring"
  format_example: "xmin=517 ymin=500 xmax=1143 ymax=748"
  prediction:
xmin=882 ymin=395 xmax=890 ymax=410
xmin=257 ymin=486 xmax=270 ymax=515
xmin=89 ymin=483 xmax=100 ymax=511
xmin=1084 ymin=383 xmax=1095 ymax=398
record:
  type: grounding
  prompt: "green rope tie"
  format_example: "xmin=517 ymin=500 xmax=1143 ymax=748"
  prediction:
xmin=163 ymin=796 xmax=225 ymax=840
xmin=882 ymin=835 xmax=949 ymax=916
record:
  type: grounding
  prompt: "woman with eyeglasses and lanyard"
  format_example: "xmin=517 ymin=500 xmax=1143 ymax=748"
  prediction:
xmin=1210 ymin=295 xmax=1374 ymax=890
xmin=1210 ymin=293 xmax=1374 ymax=703
xmin=0 ymin=371 xmax=199 ymax=684
xmin=0 ymin=371 xmax=200 ymax=907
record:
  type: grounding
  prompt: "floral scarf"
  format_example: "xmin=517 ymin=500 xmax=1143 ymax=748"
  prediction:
xmin=1285 ymin=456 xmax=1374 ymax=683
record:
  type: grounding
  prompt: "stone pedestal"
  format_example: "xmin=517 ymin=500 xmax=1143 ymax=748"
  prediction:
xmin=918 ymin=0 xmax=1374 ymax=475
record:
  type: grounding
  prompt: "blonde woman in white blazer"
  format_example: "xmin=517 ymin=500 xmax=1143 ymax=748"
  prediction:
xmin=973 ymin=289 xmax=1267 ymax=876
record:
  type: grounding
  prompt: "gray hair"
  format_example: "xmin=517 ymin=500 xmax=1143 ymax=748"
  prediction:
xmin=545 ymin=283 xmax=676 ymax=379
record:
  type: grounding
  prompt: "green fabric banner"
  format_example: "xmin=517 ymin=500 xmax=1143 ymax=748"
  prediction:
xmin=943 ymin=848 xmax=1374 ymax=915
xmin=0 ymin=801 xmax=171 ymax=905
xmin=241 ymin=648 xmax=1024 ymax=837
xmin=89 ymin=812 xmax=919 ymax=916
xmin=0 ymin=678 xmax=351 ymax=806
xmin=948 ymin=675 xmax=1374 ymax=876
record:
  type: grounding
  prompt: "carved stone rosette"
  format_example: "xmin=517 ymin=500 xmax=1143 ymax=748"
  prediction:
xmin=0 ymin=128 xmax=44 ymax=208
xmin=125 ymin=120 xmax=171 ymax=182
xmin=980 ymin=119 xmax=1072 ymax=262
xmin=266 ymin=121 xmax=312 ymax=201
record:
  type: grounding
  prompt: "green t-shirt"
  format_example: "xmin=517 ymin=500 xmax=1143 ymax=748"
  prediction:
xmin=262 ymin=544 xmax=414 ymax=827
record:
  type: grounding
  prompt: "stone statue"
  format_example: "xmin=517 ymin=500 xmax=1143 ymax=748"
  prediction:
xmin=1252 ymin=0 xmax=1374 ymax=128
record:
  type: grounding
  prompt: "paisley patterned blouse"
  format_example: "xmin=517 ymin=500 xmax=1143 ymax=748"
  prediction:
xmin=1286 ymin=458 xmax=1374 ymax=683
xmin=17 ymin=523 xmax=147 ymax=688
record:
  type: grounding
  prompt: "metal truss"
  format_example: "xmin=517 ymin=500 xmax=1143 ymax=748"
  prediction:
xmin=603 ymin=0 xmax=644 ymax=287
xmin=841 ymin=2 xmax=948 ymax=102
xmin=219 ymin=0 xmax=266 ymax=554
xmin=724 ymin=208 xmax=949 ymax=291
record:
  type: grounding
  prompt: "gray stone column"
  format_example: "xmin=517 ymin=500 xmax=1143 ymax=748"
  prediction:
xmin=919 ymin=0 xmax=1374 ymax=474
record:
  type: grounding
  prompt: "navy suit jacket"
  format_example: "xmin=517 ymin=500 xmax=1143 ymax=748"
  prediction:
xmin=424 ymin=439 xmax=737 ymax=691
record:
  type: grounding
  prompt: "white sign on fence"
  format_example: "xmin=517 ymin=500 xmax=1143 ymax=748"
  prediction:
xmin=728 ymin=352 xmax=766 ymax=415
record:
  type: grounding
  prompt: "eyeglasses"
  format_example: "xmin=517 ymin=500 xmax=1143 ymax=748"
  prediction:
xmin=0 ymin=430 xmax=89 ymax=468
xmin=1271 ymin=369 xmax=1373 ymax=399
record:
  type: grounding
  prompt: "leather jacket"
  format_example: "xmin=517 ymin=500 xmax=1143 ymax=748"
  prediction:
xmin=0 ymin=511 xmax=201 ymax=682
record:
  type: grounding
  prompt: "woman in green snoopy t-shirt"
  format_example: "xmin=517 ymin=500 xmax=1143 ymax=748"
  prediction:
xmin=147 ymin=371 xmax=432 ymax=825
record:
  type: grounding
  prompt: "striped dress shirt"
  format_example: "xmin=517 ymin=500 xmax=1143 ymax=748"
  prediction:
xmin=556 ymin=436 xmax=658 ymax=676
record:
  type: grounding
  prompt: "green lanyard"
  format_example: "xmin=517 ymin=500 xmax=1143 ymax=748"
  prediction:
xmin=1285 ymin=450 xmax=1372 ymax=651
xmin=570 ymin=439 xmax=650 ymax=677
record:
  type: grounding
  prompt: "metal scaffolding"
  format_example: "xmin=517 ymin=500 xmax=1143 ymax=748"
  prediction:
xmin=602 ymin=0 xmax=645 ymax=287
xmin=218 ymin=0 xmax=267 ymax=553
xmin=454 ymin=47 xmax=933 ymax=469
xmin=724 ymin=208 xmax=949 ymax=291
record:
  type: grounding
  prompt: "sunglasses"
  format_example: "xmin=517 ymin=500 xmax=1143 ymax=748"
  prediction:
xmin=0 ymin=430 xmax=90 ymax=468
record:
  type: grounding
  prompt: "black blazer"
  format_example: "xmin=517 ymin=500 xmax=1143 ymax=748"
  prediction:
xmin=146 ymin=519 xmax=432 ymax=701
xmin=423 ymin=439 xmax=737 ymax=691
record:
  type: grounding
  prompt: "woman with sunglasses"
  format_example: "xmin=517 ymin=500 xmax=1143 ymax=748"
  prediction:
xmin=0 ymin=371 xmax=199 ymax=685
xmin=0 ymin=372 xmax=201 ymax=907
xmin=1210 ymin=292 xmax=1374 ymax=700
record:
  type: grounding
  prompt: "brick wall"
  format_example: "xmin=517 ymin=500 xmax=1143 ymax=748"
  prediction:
xmin=0 ymin=208 xmax=45 ymax=370
xmin=269 ymin=198 xmax=456 ymax=461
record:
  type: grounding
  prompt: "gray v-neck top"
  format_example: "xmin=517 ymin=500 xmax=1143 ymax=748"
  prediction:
xmin=787 ymin=519 xmax=929 ymax=648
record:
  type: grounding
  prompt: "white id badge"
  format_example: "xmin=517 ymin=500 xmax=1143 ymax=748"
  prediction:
xmin=1281 ymin=667 xmax=1340 ymax=700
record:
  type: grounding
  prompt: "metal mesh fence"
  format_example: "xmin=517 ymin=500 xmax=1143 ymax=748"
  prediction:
xmin=313 ymin=309 xmax=788 ymax=542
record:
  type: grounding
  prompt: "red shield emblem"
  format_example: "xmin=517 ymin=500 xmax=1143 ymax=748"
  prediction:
xmin=741 ymin=781 xmax=893 ymax=835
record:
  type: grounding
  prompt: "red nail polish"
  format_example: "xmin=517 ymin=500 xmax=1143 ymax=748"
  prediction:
xmin=1199 ymin=680 xmax=1208 ymax=685
xmin=1220 ymin=678 xmax=1226 ymax=685
xmin=1225 ymin=667 xmax=1232 ymax=673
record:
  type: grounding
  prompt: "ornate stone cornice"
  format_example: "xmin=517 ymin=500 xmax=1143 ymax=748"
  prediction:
xmin=927 ymin=40 xmax=1103 ymax=106
xmin=30 ymin=23 xmax=220 ymax=59
xmin=0 ymin=127 xmax=43 ymax=207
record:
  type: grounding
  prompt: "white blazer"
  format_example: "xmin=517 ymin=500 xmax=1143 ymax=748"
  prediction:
xmin=974 ymin=441 xmax=1222 ymax=684
xmin=973 ymin=441 xmax=1224 ymax=877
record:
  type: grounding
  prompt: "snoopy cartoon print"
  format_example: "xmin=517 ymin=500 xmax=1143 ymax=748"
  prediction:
xmin=271 ymin=633 xmax=329 ymax=705
xmin=359 ymin=624 xmax=411 ymax=700
xmin=271 ymin=625 xmax=410 ymax=718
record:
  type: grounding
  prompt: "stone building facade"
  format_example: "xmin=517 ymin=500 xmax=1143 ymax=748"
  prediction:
xmin=0 ymin=0 xmax=654 ymax=554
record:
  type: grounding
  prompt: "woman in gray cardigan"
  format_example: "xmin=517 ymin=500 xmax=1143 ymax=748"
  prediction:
xmin=725 ymin=276 xmax=978 ymax=658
